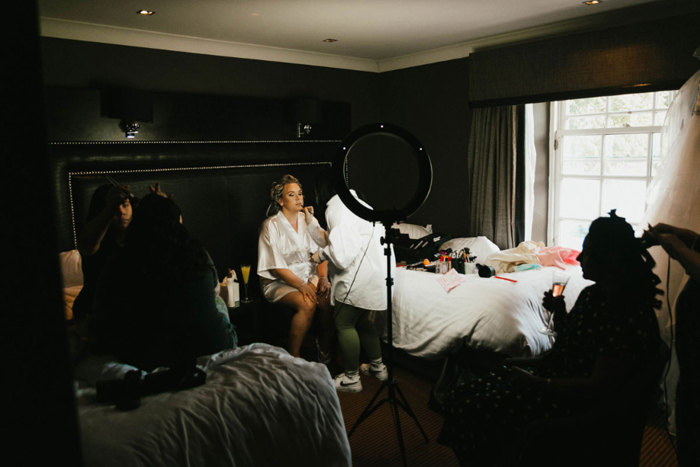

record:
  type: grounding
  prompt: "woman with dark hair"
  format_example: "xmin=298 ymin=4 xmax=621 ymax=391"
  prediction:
xmin=257 ymin=174 xmax=333 ymax=360
xmin=310 ymin=169 xmax=388 ymax=393
xmin=72 ymin=183 xmax=135 ymax=321
xmin=92 ymin=194 xmax=235 ymax=371
xmin=439 ymin=210 xmax=662 ymax=466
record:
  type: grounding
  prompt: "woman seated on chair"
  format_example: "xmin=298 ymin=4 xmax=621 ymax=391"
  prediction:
xmin=439 ymin=210 xmax=662 ymax=466
xmin=92 ymin=193 xmax=236 ymax=372
xmin=257 ymin=174 xmax=333 ymax=360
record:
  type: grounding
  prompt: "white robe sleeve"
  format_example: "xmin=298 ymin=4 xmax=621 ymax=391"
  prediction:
xmin=306 ymin=218 xmax=329 ymax=248
xmin=257 ymin=218 xmax=289 ymax=281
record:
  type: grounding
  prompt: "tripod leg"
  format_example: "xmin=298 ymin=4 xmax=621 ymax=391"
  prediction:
xmin=348 ymin=381 xmax=389 ymax=437
xmin=389 ymin=386 xmax=409 ymax=467
xmin=394 ymin=383 xmax=430 ymax=443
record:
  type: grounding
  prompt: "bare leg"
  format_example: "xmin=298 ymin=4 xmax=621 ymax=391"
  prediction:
xmin=276 ymin=291 xmax=317 ymax=358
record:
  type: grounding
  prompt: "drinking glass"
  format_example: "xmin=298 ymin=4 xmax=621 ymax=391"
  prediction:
xmin=240 ymin=264 xmax=253 ymax=303
xmin=539 ymin=270 xmax=570 ymax=337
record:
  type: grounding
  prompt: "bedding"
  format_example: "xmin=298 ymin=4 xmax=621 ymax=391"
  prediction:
xmin=75 ymin=344 xmax=352 ymax=467
xmin=390 ymin=262 xmax=591 ymax=360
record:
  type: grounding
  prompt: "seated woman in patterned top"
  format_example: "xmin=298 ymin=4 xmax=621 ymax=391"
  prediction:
xmin=439 ymin=210 xmax=662 ymax=466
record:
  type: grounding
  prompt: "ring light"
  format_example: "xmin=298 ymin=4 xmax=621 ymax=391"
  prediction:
xmin=332 ymin=123 xmax=433 ymax=224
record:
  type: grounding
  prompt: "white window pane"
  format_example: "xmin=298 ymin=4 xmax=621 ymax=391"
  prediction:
xmin=603 ymin=134 xmax=648 ymax=176
xmin=610 ymin=93 xmax=653 ymax=112
xmin=654 ymin=111 xmax=667 ymax=126
xmin=557 ymin=220 xmax=590 ymax=250
xmin=655 ymin=91 xmax=674 ymax=109
xmin=601 ymin=179 xmax=647 ymax=224
xmin=566 ymin=97 xmax=606 ymax=115
xmin=607 ymin=112 xmax=653 ymax=128
xmin=560 ymin=178 xmax=600 ymax=219
xmin=565 ymin=115 xmax=606 ymax=130
xmin=562 ymin=135 xmax=601 ymax=175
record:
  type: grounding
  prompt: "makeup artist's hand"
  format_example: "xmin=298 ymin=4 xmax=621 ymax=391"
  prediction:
xmin=303 ymin=206 xmax=316 ymax=225
xmin=542 ymin=290 xmax=565 ymax=315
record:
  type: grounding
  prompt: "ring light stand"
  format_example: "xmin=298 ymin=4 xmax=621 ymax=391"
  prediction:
xmin=333 ymin=123 xmax=432 ymax=466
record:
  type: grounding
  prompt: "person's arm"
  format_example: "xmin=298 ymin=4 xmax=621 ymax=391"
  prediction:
xmin=645 ymin=224 xmax=700 ymax=282
xmin=510 ymin=353 xmax=632 ymax=400
xmin=316 ymin=260 xmax=331 ymax=297
xmin=78 ymin=185 xmax=130 ymax=256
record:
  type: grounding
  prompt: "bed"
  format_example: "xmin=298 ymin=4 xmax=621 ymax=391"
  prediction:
xmin=52 ymin=141 xmax=352 ymax=466
xmin=73 ymin=345 xmax=351 ymax=467
xmin=387 ymin=225 xmax=592 ymax=361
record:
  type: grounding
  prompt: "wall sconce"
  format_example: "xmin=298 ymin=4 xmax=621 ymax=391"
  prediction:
xmin=124 ymin=121 xmax=140 ymax=139
xmin=287 ymin=97 xmax=322 ymax=139
xmin=103 ymin=88 xmax=154 ymax=140
xmin=297 ymin=123 xmax=313 ymax=138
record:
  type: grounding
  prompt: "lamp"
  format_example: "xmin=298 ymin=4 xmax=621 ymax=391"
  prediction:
xmin=103 ymin=88 xmax=154 ymax=139
xmin=124 ymin=121 xmax=140 ymax=139
xmin=287 ymin=97 xmax=322 ymax=138
xmin=333 ymin=123 xmax=432 ymax=466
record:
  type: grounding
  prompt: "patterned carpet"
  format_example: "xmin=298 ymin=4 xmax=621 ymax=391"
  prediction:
xmin=336 ymin=364 xmax=678 ymax=467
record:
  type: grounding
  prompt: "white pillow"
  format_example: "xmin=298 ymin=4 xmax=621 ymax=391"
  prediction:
xmin=439 ymin=237 xmax=500 ymax=262
xmin=392 ymin=222 xmax=433 ymax=239
xmin=59 ymin=250 xmax=83 ymax=288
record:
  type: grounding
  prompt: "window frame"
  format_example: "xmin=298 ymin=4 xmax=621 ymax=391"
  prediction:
xmin=547 ymin=93 xmax=670 ymax=248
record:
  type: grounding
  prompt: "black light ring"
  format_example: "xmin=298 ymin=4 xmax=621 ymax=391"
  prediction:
xmin=332 ymin=123 xmax=433 ymax=223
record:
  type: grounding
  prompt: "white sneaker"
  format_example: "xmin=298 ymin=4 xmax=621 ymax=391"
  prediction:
xmin=333 ymin=373 xmax=362 ymax=393
xmin=360 ymin=363 xmax=388 ymax=381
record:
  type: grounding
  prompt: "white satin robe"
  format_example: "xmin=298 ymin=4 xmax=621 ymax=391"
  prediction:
xmin=257 ymin=211 xmax=324 ymax=302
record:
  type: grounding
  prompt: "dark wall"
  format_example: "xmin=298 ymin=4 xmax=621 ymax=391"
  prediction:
xmin=40 ymin=38 xmax=475 ymax=239
xmin=377 ymin=59 xmax=472 ymax=235
xmin=40 ymin=38 xmax=382 ymax=135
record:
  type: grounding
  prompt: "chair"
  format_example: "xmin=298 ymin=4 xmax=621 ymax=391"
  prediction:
xmin=501 ymin=341 xmax=670 ymax=467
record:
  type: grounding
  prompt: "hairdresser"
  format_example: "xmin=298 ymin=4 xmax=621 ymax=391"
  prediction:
xmin=643 ymin=222 xmax=700 ymax=466
xmin=308 ymin=168 xmax=388 ymax=393
xmin=72 ymin=182 xmax=167 ymax=321
xmin=439 ymin=211 xmax=662 ymax=466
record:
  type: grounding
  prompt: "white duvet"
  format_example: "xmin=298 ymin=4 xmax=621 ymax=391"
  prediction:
xmin=76 ymin=343 xmax=351 ymax=467
xmin=390 ymin=265 xmax=591 ymax=360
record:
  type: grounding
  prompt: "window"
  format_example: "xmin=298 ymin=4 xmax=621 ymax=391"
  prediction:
xmin=549 ymin=90 xmax=675 ymax=249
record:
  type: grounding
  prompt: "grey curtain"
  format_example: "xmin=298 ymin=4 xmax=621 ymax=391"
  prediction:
xmin=466 ymin=105 xmax=525 ymax=250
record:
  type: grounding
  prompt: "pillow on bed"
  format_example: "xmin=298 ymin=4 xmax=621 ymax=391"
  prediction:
xmin=59 ymin=249 xmax=83 ymax=288
xmin=391 ymin=223 xmax=433 ymax=239
xmin=439 ymin=237 xmax=500 ymax=262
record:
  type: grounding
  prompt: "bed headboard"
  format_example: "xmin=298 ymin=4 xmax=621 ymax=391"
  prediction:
xmin=49 ymin=140 xmax=339 ymax=299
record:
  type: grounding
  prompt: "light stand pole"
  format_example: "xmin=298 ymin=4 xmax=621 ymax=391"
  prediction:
xmin=347 ymin=220 xmax=429 ymax=467
xmin=333 ymin=122 xmax=433 ymax=467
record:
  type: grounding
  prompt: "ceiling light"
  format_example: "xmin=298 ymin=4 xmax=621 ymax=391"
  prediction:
xmin=137 ymin=10 xmax=155 ymax=15
xmin=323 ymin=39 xmax=338 ymax=43
xmin=582 ymin=1 xmax=602 ymax=4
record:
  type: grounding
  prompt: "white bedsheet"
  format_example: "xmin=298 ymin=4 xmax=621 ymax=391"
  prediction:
xmin=76 ymin=343 xmax=351 ymax=467
xmin=390 ymin=265 xmax=591 ymax=360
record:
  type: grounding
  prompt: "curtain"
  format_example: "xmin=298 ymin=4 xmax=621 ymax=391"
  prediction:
xmin=466 ymin=105 xmax=525 ymax=249
xmin=639 ymin=66 xmax=700 ymax=433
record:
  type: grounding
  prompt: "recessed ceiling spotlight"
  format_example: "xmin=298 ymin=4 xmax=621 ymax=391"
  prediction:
xmin=582 ymin=0 xmax=602 ymax=4
xmin=323 ymin=39 xmax=338 ymax=43
xmin=137 ymin=10 xmax=155 ymax=15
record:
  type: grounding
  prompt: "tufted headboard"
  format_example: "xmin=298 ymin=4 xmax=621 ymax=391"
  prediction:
xmin=49 ymin=140 xmax=339 ymax=299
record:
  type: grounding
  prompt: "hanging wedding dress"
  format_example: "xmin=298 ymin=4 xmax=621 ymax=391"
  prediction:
xmin=639 ymin=49 xmax=700 ymax=434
